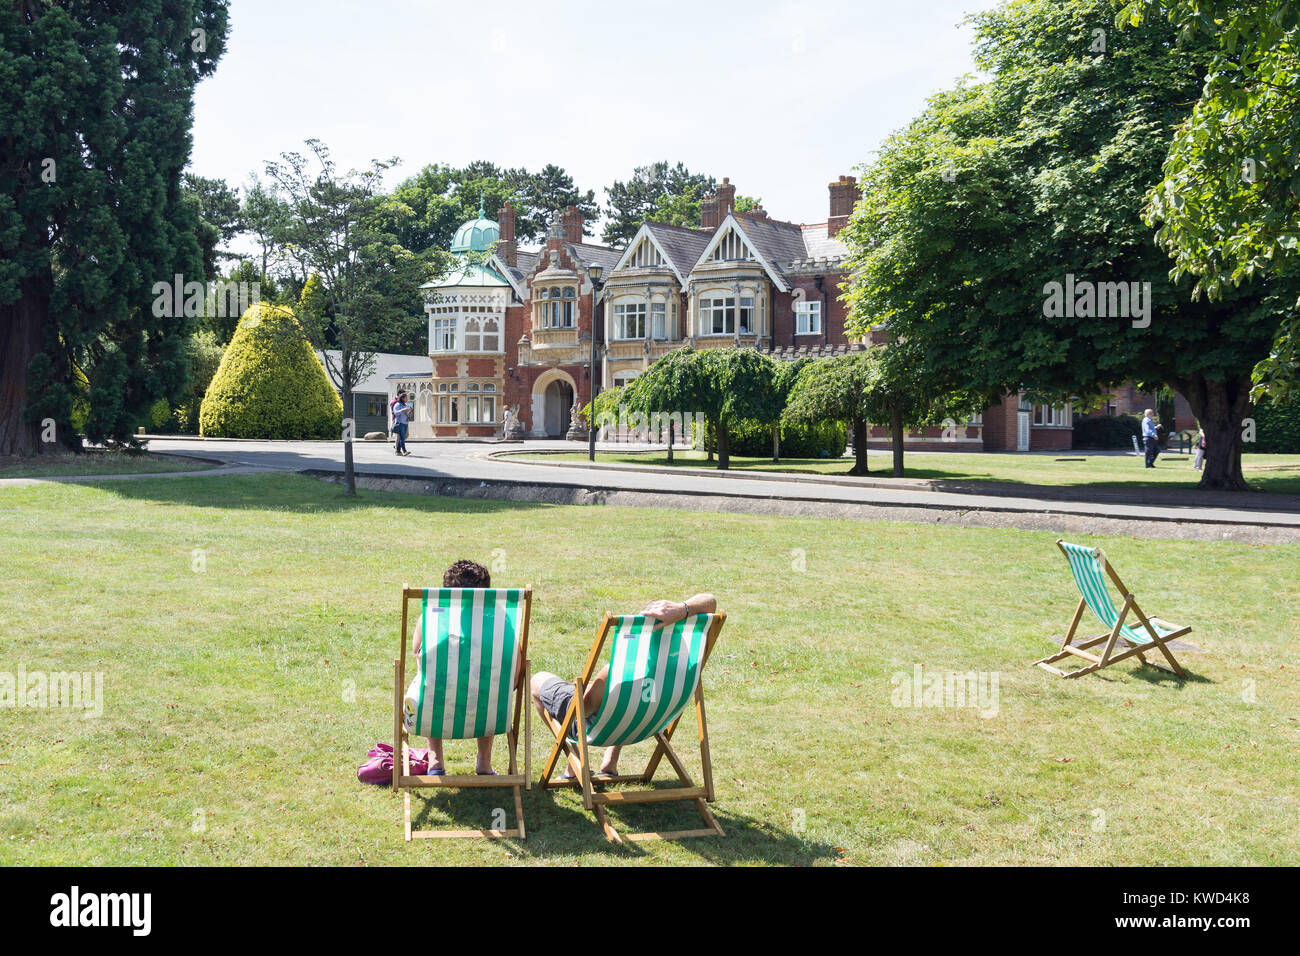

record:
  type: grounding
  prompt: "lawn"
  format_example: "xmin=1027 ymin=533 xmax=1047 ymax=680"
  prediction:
xmin=0 ymin=450 xmax=214 ymax=479
xmin=1 ymin=472 xmax=1296 ymax=865
xmin=511 ymin=449 xmax=1300 ymax=495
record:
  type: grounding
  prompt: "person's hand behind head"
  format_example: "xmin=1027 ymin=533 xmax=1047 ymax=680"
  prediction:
xmin=640 ymin=599 xmax=688 ymax=624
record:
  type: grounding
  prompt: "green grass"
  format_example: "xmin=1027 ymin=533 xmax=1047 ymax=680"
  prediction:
xmin=1 ymin=472 xmax=1297 ymax=865
xmin=512 ymin=449 xmax=1300 ymax=495
xmin=0 ymin=450 xmax=214 ymax=479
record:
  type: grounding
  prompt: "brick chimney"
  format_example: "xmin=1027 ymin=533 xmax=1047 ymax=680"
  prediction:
xmin=827 ymin=175 xmax=860 ymax=238
xmin=497 ymin=201 xmax=517 ymax=268
xmin=716 ymin=177 xmax=736 ymax=218
xmin=562 ymin=204 xmax=584 ymax=243
xmin=700 ymin=193 xmax=719 ymax=230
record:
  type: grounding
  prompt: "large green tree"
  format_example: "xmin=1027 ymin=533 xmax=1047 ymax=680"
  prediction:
xmin=0 ymin=0 xmax=229 ymax=455
xmin=1120 ymin=1 xmax=1300 ymax=404
xmin=601 ymin=162 xmax=716 ymax=246
xmin=626 ymin=347 xmax=780 ymax=470
xmin=266 ymin=139 xmax=437 ymax=495
xmin=783 ymin=351 xmax=881 ymax=475
xmin=843 ymin=0 xmax=1299 ymax=490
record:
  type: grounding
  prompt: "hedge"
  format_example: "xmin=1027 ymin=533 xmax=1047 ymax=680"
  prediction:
xmin=1072 ymin=413 xmax=1143 ymax=449
xmin=726 ymin=417 xmax=847 ymax=459
xmin=199 ymin=302 xmax=342 ymax=440
xmin=1249 ymin=400 xmax=1300 ymax=454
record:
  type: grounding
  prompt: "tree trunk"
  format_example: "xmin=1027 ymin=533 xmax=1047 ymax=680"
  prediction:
xmin=706 ymin=418 xmax=714 ymax=463
xmin=716 ymin=418 xmax=730 ymax=470
xmin=772 ymin=423 xmax=780 ymax=463
xmin=0 ymin=278 xmax=52 ymax=457
xmin=1182 ymin=375 xmax=1252 ymax=491
xmin=342 ymin=383 xmax=356 ymax=496
xmin=849 ymin=418 xmax=869 ymax=475
xmin=667 ymin=419 xmax=674 ymax=463
xmin=890 ymin=405 xmax=905 ymax=477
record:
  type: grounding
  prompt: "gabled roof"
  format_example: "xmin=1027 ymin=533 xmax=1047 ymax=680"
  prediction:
xmin=609 ymin=222 xmax=711 ymax=287
xmin=316 ymin=350 xmax=429 ymax=394
xmin=694 ymin=213 xmax=792 ymax=291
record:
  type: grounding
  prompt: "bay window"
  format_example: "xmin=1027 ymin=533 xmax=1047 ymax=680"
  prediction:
xmin=614 ymin=302 xmax=646 ymax=339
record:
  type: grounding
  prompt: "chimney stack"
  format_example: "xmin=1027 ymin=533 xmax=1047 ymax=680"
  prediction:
xmin=497 ymin=201 xmax=517 ymax=268
xmin=562 ymin=204 xmax=584 ymax=244
xmin=700 ymin=193 xmax=719 ymax=230
xmin=827 ymin=175 xmax=860 ymax=238
xmin=716 ymin=177 xmax=736 ymax=218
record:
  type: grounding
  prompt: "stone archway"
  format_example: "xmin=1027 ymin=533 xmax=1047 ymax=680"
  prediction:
xmin=531 ymin=369 xmax=577 ymax=438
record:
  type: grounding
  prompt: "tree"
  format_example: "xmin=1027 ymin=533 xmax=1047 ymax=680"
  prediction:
xmin=0 ymin=1 xmax=229 ymax=456
xmin=182 ymin=173 xmax=241 ymax=278
xmin=783 ymin=352 xmax=881 ymax=475
xmin=627 ymin=347 xmax=779 ymax=470
xmin=601 ymin=162 xmax=716 ymax=246
xmin=199 ymin=302 xmax=341 ymax=439
xmin=265 ymin=139 xmax=435 ymax=495
xmin=506 ymin=164 xmax=599 ymax=242
xmin=842 ymin=0 xmax=1300 ymax=490
xmin=240 ymin=175 xmax=291 ymax=281
xmin=1118 ymin=1 xmax=1300 ymax=405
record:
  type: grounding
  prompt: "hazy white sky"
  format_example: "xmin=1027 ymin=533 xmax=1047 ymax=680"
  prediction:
xmin=191 ymin=0 xmax=995 ymax=234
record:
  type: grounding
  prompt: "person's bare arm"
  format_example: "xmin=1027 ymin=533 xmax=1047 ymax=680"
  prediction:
xmin=640 ymin=593 xmax=716 ymax=624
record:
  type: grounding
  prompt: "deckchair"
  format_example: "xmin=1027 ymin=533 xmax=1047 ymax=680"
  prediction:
xmin=392 ymin=585 xmax=531 ymax=841
xmin=1034 ymin=541 xmax=1190 ymax=679
xmin=538 ymin=611 xmax=727 ymax=844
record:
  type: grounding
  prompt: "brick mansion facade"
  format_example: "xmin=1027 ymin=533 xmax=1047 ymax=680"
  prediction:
xmin=390 ymin=173 xmax=1125 ymax=451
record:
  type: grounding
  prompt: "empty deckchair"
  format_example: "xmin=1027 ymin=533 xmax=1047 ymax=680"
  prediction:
xmin=1034 ymin=541 xmax=1190 ymax=679
xmin=393 ymin=585 xmax=531 ymax=840
xmin=539 ymin=611 xmax=727 ymax=844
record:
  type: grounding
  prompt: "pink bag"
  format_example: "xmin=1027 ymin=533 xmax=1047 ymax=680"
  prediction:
xmin=357 ymin=742 xmax=430 ymax=784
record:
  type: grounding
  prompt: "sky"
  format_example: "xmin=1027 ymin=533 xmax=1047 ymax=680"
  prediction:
xmin=191 ymin=0 xmax=997 ymax=238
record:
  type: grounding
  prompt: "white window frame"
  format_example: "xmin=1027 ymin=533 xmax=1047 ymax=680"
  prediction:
xmin=614 ymin=302 xmax=647 ymax=340
xmin=433 ymin=317 xmax=456 ymax=351
xmin=700 ymin=296 xmax=736 ymax=335
xmin=795 ymin=300 xmax=822 ymax=335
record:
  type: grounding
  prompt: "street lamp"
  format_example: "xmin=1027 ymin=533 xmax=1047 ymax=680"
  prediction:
xmin=586 ymin=263 xmax=604 ymax=462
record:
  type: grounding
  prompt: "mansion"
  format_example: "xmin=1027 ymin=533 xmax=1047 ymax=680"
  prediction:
xmin=389 ymin=174 xmax=1086 ymax=451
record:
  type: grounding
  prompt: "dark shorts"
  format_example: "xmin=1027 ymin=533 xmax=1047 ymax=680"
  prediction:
xmin=538 ymin=675 xmax=579 ymax=740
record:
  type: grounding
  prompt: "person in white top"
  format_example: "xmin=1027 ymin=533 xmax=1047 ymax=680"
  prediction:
xmin=1142 ymin=408 xmax=1162 ymax=468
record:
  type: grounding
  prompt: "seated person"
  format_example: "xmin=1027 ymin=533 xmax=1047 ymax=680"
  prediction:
xmin=531 ymin=592 xmax=716 ymax=778
xmin=413 ymin=559 xmax=498 ymax=775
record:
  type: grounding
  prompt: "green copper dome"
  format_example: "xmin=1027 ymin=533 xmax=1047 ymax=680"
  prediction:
xmin=450 ymin=199 xmax=500 ymax=254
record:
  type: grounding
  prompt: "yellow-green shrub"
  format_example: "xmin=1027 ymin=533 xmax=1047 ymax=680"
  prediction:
xmin=199 ymin=303 xmax=342 ymax=440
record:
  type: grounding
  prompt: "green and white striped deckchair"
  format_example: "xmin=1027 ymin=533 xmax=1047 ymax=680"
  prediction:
xmin=539 ymin=611 xmax=727 ymax=844
xmin=1034 ymin=541 xmax=1190 ymax=679
xmin=392 ymin=585 xmax=531 ymax=841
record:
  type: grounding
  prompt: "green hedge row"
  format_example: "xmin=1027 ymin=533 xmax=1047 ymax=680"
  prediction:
xmin=726 ymin=418 xmax=847 ymax=459
xmin=1249 ymin=400 xmax=1300 ymax=454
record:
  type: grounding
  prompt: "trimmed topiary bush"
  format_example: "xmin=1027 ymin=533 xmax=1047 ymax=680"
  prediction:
xmin=1249 ymin=400 xmax=1300 ymax=454
xmin=727 ymin=417 xmax=847 ymax=458
xmin=199 ymin=302 xmax=342 ymax=440
xmin=1072 ymin=413 xmax=1143 ymax=449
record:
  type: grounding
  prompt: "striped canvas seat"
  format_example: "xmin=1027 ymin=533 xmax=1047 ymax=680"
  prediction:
xmin=1059 ymin=542 xmax=1167 ymax=645
xmin=1035 ymin=541 xmax=1190 ymax=679
xmin=403 ymin=588 xmax=526 ymax=739
xmin=583 ymin=614 xmax=714 ymax=747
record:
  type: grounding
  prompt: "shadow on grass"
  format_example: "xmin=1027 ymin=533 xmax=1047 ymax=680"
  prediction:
xmin=405 ymin=783 xmax=840 ymax=865
xmin=82 ymin=471 xmax=553 ymax=517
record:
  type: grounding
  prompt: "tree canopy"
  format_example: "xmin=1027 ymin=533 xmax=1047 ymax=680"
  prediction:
xmin=0 ymin=0 xmax=230 ymax=454
xmin=842 ymin=0 xmax=1300 ymax=489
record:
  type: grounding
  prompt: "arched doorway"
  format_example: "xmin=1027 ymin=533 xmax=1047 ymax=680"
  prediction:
xmin=544 ymin=379 xmax=573 ymax=437
xmin=531 ymin=369 xmax=578 ymax=438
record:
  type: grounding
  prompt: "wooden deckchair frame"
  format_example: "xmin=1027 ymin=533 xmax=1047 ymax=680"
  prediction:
xmin=392 ymin=584 xmax=532 ymax=841
xmin=538 ymin=611 xmax=727 ymax=844
xmin=1034 ymin=541 xmax=1190 ymax=680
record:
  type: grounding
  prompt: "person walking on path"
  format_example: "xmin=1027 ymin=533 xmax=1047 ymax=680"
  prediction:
xmin=1192 ymin=424 xmax=1206 ymax=471
xmin=1142 ymin=408 xmax=1163 ymax=468
xmin=392 ymin=391 xmax=413 ymax=457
